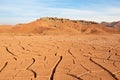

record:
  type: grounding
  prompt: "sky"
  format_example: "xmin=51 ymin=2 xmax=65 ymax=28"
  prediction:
xmin=0 ymin=0 xmax=120 ymax=24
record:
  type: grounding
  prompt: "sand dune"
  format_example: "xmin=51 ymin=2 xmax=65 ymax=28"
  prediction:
xmin=0 ymin=17 xmax=120 ymax=80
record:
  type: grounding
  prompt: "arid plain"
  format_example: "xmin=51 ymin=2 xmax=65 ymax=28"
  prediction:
xmin=0 ymin=17 xmax=120 ymax=80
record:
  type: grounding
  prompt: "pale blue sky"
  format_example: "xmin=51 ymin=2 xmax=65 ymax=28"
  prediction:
xmin=0 ymin=0 xmax=120 ymax=24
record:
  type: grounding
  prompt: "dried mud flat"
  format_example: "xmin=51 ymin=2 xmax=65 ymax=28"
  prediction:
xmin=0 ymin=34 xmax=120 ymax=80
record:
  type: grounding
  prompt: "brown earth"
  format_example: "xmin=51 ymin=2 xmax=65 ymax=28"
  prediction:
xmin=0 ymin=17 xmax=119 ymax=35
xmin=0 ymin=17 xmax=120 ymax=80
xmin=0 ymin=35 xmax=120 ymax=80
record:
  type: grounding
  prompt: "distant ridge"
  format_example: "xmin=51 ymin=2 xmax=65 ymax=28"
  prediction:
xmin=0 ymin=17 xmax=119 ymax=35
xmin=101 ymin=21 xmax=120 ymax=28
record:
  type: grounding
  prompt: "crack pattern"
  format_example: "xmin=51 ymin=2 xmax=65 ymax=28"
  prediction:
xmin=90 ymin=58 xmax=119 ymax=80
xmin=26 ymin=58 xmax=37 ymax=78
xmin=66 ymin=73 xmax=83 ymax=80
xmin=0 ymin=62 xmax=8 ymax=72
xmin=5 ymin=46 xmax=17 ymax=57
xmin=50 ymin=56 xmax=63 ymax=80
xmin=0 ymin=36 xmax=120 ymax=80
xmin=68 ymin=49 xmax=76 ymax=59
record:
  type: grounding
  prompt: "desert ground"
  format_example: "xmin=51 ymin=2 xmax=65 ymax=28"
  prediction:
xmin=0 ymin=34 xmax=120 ymax=80
xmin=0 ymin=17 xmax=120 ymax=80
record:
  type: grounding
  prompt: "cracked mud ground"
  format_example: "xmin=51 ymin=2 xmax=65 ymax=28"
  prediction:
xmin=0 ymin=35 xmax=120 ymax=80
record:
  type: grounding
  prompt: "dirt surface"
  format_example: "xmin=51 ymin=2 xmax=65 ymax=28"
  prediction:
xmin=0 ymin=34 xmax=120 ymax=80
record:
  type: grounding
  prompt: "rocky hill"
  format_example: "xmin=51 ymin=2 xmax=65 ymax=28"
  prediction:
xmin=0 ymin=17 xmax=119 ymax=35
xmin=101 ymin=21 xmax=120 ymax=28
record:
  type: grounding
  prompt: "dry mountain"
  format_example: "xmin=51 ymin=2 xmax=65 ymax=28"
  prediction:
xmin=101 ymin=21 xmax=120 ymax=28
xmin=0 ymin=17 xmax=119 ymax=35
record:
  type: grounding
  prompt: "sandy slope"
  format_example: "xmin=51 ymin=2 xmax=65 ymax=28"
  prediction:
xmin=0 ymin=34 xmax=120 ymax=80
xmin=0 ymin=17 xmax=119 ymax=35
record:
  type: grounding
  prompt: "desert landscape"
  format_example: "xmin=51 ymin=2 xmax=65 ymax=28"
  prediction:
xmin=0 ymin=17 xmax=120 ymax=80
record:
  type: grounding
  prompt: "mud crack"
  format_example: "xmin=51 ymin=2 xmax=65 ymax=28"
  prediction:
xmin=5 ymin=46 xmax=17 ymax=57
xmin=18 ymin=41 xmax=25 ymax=50
xmin=26 ymin=58 xmax=37 ymax=78
xmin=68 ymin=49 xmax=76 ymax=59
xmin=66 ymin=73 xmax=83 ymax=80
xmin=50 ymin=56 xmax=63 ymax=80
xmin=0 ymin=62 xmax=8 ymax=72
xmin=90 ymin=58 xmax=119 ymax=80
